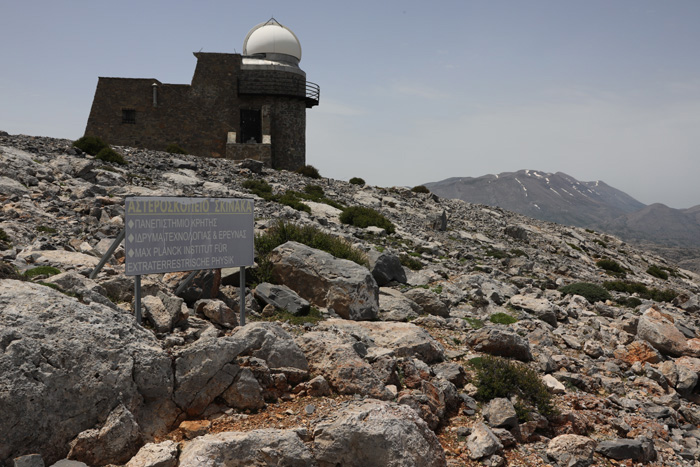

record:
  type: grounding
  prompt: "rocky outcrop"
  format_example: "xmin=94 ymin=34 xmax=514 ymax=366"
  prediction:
xmin=269 ymin=241 xmax=379 ymax=320
xmin=313 ymin=399 xmax=446 ymax=467
xmin=179 ymin=430 xmax=315 ymax=467
xmin=468 ymin=327 xmax=533 ymax=361
xmin=637 ymin=306 xmax=689 ymax=357
xmin=0 ymin=280 xmax=172 ymax=465
xmin=295 ymin=330 xmax=393 ymax=400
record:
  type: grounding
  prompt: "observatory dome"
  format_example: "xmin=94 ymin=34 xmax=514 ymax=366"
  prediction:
xmin=243 ymin=19 xmax=302 ymax=62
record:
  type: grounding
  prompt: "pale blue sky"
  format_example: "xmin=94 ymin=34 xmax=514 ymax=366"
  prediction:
xmin=2 ymin=1 xmax=699 ymax=208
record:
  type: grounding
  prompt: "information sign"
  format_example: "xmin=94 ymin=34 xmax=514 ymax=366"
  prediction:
xmin=124 ymin=197 xmax=254 ymax=276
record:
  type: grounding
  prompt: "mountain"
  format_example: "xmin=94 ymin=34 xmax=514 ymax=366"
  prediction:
xmin=425 ymin=169 xmax=700 ymax=250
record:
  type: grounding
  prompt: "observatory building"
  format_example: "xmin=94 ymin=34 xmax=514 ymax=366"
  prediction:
xmin=84 ymin=19 xmax=319 ymax=170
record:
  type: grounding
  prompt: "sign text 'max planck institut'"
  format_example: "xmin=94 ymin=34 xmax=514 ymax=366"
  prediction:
xmin=124 ymin=197 xmax=254 ymax=276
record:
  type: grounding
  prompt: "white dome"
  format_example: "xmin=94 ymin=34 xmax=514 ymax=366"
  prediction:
xmin=243 ymin=19 xmax=302 ymax=61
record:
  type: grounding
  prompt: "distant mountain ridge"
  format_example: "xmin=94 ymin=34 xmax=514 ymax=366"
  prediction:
xmin=424 ymin=169 xmax=700 ymax=250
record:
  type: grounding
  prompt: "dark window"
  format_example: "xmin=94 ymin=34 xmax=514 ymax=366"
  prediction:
xmin=122 ymin=109 xmax=136 ymax=124
xmin=240 ymin=109 xmax=261 ymax=143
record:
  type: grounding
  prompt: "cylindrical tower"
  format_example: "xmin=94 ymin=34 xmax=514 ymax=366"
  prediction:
xmin=237 ymin=19 xmax=318 ymax=170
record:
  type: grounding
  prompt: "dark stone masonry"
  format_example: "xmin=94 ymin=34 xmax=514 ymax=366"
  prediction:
xmin=84 ymin=20 xmax=318 ymax=171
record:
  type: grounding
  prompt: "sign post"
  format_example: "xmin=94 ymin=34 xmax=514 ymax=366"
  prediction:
xmin=124 ymin=196 xmax=254 ymax=324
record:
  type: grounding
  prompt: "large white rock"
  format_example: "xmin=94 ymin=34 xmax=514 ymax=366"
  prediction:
xmin=269 ymin=241 xmax=379 ymax=320
xmin=0 ymin=280 xmax=172 ymax=465
xmin=313 ymin=399 xmax=447 ymax=467
xmin=179 ymin=429 xmax=314 ymax=467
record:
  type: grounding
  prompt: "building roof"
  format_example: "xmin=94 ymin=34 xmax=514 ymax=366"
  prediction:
xmin=242 ymin=18 xmax=302 ymax=62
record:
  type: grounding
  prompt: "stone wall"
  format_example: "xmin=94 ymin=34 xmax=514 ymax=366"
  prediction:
xmin=225 ymin=143 xmax=272 ymax=165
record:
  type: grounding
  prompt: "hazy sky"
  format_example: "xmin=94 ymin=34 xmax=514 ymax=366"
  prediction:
xmin=2 ymin=1 xmax=699 ymax=209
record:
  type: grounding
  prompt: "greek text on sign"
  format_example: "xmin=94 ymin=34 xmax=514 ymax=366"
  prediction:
xmin=124 ymin=197 xmax=254 ymax=276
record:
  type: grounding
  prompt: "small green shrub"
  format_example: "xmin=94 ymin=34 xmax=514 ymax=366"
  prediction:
xmin=349 ymin=177 xmax=365 ymax=186
xmin=603 ymin=280 xmax=678 ymax=303
xmin=36 ymin=225 xmax=57 ymax=234
xmin=165 ymin=143 xmax=187 ymax=154
xmin=647 ymin=265 xmax=669 ymax=280
xmin=73 ymin=135 xmax=108 ymax=156
xmin=616 ymin=296 xmax=643 ymax=308
xmin=96 ymin=147 xmax=127 ymax=165
xmin=295 ymin=164 xmax=321 ymax=179
xmin=596 ymin=258 xmax=625 ymax=276
xmin=399 ymin=253 xmax=423 ymax=271
xmin=510 ymin=249 xmax=528 ymax=258
xmin=242 ymin=179 xmax=274 ymax=199
xmin=0 ymin=228 xmax=10 ymax=242
xmin=485 ymin=248 xmax=508 ymax=259
xmin=255 ymin=220 xmax=367 ymax=269
xmin=559 ymin=282 xmax=611 ymax=303
xmin=649 ymin=288 xmax=678 ymax=302
xmin=490 ymin=312 xmax=517 ymax=325
xmin=277 ymin=191 xmax=311 ymax=213
xmin=340 ymin=206 xmax=396 ymax=234
xmin=303 ymin=184 xmax=325 ymax=199
xmin=23 ymin=266 xmax=61 ymax=279
xmin=469 ymin=355 xmax=557 ymax=419
xmin=593 ymin=239 xmax=608 ymax=248
xmin=464 ymin=317 xmax=484 ymax=329
xmin=411 ymin=185 xmax=430 ymax=194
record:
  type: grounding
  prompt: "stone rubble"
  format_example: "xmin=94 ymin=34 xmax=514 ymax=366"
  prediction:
xmin=2 ymin=133 xmax=700 ymax=466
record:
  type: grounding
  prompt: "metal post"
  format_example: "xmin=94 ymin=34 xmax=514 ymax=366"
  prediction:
xmin=89 ymin=230 xmax=125 ymax=279
xmin=239 ymin=266 xmax=246 ymax=327
xmin=175 ymin=270 xmax=199 ymax=296
xmin=134 ymin=274 xmax=142 ymax=325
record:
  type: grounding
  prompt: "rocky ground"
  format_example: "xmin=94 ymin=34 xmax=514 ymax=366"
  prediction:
xmin=2 ymin=133 xmax=700 ymax=467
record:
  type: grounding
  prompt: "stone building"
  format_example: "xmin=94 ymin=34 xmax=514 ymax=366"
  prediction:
xmin=84 ymin=19 xmax=319 ymax=170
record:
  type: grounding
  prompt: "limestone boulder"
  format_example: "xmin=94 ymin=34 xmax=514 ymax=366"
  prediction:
xmin=613 ymin=340 xmax=662 ymax=365
xmin=313 ymin=399 xmax=446 ymax=467
xmin=0 ymin=175 xmax=30 ymax=197
xmin=367 ymin=250 xmax=407 ymax=285
xmin=142 ymin=293 xmax=187 ymax=333
xmin=269 ymin=241 xmax=379 ymax=320
xmin=467 ymin=422 xmax=504 ymax=460
xmin=317 ymin=319 xmax=445 ymax=364
xmin=194 ymin=298 xmax=237 ymax=328
xmin=221 ymin=368 xmax=265 ymax=410
xmin=509 ymin=294 xmax=558 ymax=326
xmin=397 ymin=380 xmax=447 ymax=430
xmin=67 ymin=404 xmax=141 ymax=466
xmin=468 ymin=327 xmax=533 ymax=362
xmin=43 ymin=271 xmax=118 ymax=310
xmin=172 ymin=322 xmax=307 ymax=416
xmin=253 ymin=282 xmax=310 ymax=315
xmin=17 ymin=249 xmax=100 ymax=270
xmin=546 ymin=434 xmax=597 ymax=467
xmin=403 ymin=287 xmax=449 ymax=318
xmin=0 ymin=280 xmax=172 ymax=465
xmin=596 ymin=438 xmax=656 ymax=462
xmin=295 ymin=330 xmax=393 ymax=400
xmin=637 ymin=307 xmax=688 ymax=357
xmin=483 ymin=398 xmax=519 ymax=429
xmin=378 ymin=287 xmax=420 ymax=321
xmin=172 ymin=337 xmax=245 ymax=415
xmin=125 ymin=440 xmax=178 ymax=467
xmin=179 ymin=429 xmax=315 ymax=467
xmin=233 ymin=321 xmax=309 ymax=370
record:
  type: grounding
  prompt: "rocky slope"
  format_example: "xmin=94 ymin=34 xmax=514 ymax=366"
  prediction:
xmin=2 ymin=134 xmax=700 ymax=466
